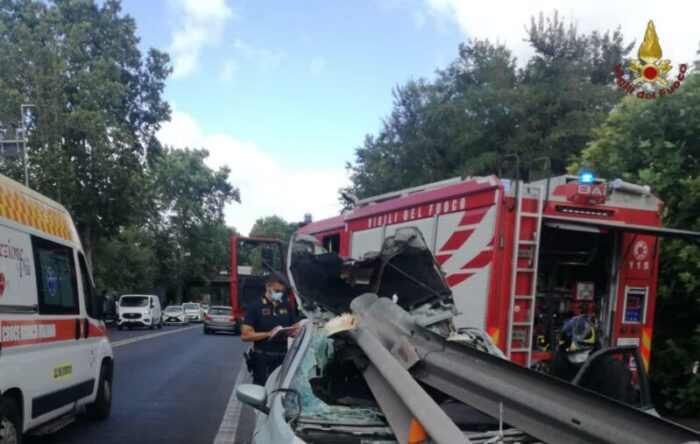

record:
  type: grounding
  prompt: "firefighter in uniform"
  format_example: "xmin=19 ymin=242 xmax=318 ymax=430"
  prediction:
xmin=551 ymin=315 xmax=631 ymax=403
xmin=241 ymin=275 xmax=299 ymax=385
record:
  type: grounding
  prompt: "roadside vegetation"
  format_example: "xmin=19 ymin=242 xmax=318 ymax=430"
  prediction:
xmin=0 ymin=2 xmax=697 ymax=415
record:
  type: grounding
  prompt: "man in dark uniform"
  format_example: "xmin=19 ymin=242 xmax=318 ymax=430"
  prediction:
xmin=241 ymin=275 xmax=299 ymax=386
xmin=551 ymin=315 xmax=631 ymax=403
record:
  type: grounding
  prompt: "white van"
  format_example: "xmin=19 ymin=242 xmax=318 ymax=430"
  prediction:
xmin=116 ymin=294 xmax=162 ymax=330
xmin=0 ymin=174 xmax=113 ymax=440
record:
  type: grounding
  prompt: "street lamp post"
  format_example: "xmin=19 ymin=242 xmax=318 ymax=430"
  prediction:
xmin=20 ymin=104 xmax=36 ymax=187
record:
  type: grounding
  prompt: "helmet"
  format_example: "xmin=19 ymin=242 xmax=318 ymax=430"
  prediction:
xmin=558 ymin=316 xmax=597 ymax=364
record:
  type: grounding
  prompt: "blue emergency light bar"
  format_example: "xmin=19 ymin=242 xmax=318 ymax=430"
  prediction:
xmin=578 ymin=170 xmax=595 ymax=184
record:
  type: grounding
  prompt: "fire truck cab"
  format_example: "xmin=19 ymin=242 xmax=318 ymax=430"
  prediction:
xmin=298 ymin=170 xmax=700 ymax=369
xmin=229 ymin=236 xmax=291 ymax=327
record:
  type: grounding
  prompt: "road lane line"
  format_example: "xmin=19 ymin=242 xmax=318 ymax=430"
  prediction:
xmin=111 ymin=325 xmax=200 ymax=347
xmin=214 ymin=363 xmax=251 ymax=444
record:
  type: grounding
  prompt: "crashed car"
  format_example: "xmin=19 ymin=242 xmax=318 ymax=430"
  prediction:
xmin=236 ymin=228 xmax=524 ymax=443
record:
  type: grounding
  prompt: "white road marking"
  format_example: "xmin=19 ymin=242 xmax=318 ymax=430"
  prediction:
xmin=111 ymin=325 xmax=200 ymax=347
xmin=214 ymin=362 xmax=252 ymax=444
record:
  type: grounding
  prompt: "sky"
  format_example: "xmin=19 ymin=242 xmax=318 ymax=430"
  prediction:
xmin=119 ymin=0 xmax=700 ymax=235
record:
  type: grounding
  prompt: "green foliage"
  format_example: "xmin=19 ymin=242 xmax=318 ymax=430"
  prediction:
xmin=249 ymin=215 xmax=296 ymax=242
xmin=578 ymin=71 xmax=700 ymax=415
xmin=0 ymin=0 xmax=171 ymax=261
xmin=347 ymin=11 xmax=632 ymax=198
xmin=0 ymin=1 xmax=240 ymax=303
xmin=149 ymin=147 xmax=239 ymax=300
xmin=92 ymin=226 xmax=158 ymax=294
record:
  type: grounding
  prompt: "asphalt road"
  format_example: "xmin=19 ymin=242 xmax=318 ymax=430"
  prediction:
xmin=27 ymin=324 xmax=251 ymax=444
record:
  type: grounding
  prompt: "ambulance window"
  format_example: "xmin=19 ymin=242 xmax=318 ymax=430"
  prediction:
xmin=32 ymin=237 xmax=79 ymax=314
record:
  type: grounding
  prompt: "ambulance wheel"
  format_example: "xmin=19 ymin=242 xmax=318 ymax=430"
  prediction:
xmin=157 ymin=320 xmax=163 ymax=329
xmin=149 ymin=323 xmax=155 ymax=330
xmin=0 ymin=395 xmax=22 ymax=444
xmin=87 ymin=363 xmax=112 ymax=420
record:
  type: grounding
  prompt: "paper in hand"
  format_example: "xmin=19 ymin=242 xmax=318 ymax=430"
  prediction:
xmin=268 ymin=326 xmax=295 ymax=340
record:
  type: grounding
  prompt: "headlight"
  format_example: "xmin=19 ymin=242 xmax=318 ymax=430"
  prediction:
xmin=145 ymin=309 xmax=151 ymax=315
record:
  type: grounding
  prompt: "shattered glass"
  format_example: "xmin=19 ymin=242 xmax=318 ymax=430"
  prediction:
xmin=290 ymin=334 xmax=385 ymax=425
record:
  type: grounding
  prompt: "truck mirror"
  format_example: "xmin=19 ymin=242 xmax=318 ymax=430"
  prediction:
xmin=93 ymin=293 xmax=107 ymax=320
xmin=572 ymin=345 xmax=652 ymax=409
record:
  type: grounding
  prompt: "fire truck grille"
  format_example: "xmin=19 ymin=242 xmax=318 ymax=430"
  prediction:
xmin=555 ymin=205 xmax=614 ymax=218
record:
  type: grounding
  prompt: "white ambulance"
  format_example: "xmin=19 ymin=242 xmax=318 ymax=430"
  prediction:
xmin=0 ymin=174 xmax=113 ymax=441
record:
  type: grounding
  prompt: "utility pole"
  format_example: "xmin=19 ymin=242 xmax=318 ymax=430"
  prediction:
xmin=20 ymin=104 xmax=36 ymax=187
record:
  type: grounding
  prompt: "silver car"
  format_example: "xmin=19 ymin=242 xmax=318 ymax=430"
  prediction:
xmin=203 ymin=306 xmax=238 ymax=334
xmin=182 ymin=302 xmax=204 ymax=322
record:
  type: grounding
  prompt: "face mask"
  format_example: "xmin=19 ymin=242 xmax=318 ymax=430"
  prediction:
xmin=270 ymin=291 xmax=284 ymax=302
xmin=567 ymin=350 xmax=591 ymax=365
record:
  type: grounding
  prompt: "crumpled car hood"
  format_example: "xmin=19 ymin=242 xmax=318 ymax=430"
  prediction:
xmin=288 ymin=227 xmax=456 ymax=325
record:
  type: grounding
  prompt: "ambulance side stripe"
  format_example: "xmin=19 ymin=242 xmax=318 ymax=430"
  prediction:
xmin=32 ymin=379 xmax=95 ymax=419
xmin=0 ymin=318 xmax=106 ymax=349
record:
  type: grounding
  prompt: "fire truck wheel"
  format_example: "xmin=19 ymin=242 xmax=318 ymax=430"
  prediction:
xmin=0 ymin=395 xmax=22 ymax=444
xmin=87 ymin=363 xmax=112 ymax=420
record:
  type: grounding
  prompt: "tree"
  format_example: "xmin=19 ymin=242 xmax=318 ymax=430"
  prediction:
xmin=576 ymin=68 xmax=700 ymax=415
xmin=249 ymin=215 xmax=297 ymax=242
xmin=91 ymin=226 xmax=158 ymax=294
xmin=152 ymin=147 xmax=240 ymax=301
xmin=0 ymin=0 xmax=171 ymax=263
xmin=346 ymin=11 xmax=633 ymax=198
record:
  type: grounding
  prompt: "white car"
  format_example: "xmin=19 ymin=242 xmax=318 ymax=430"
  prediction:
xmin=182 ymin=302 xmax=204 ymax=322
xmin=163 ymin=305 xmax=189 ymax=325
xmin=117 ymin=294 xmax=162 ymax=330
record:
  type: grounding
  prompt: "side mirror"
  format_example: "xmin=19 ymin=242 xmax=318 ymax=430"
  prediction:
xmin=92 ymin=293 xmax=107 ymax=320
xmin=236 ymin=384 xmax=269 ymax=414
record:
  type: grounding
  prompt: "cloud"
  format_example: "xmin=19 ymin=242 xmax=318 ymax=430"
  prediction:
xmin=168 ymin=0 xmax=233 ymax=78
xmin=158 ymin=111 xmax=349 ymax=235
xmin=309 ymin=56 xmax=327 ymax=77
xmin=422 ymin=0 xmax=700 ymax=71
xmin=233 ymin=39 xmax=287 ymax=69
xmin=219 ymin=59 xmax=237 ymax=84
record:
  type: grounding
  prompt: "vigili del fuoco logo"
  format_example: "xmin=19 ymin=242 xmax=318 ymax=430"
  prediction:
xmin=614 ymin=20 xmax=687 ymax=100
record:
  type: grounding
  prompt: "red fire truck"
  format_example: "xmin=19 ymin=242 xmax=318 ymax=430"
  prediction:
xmin=295 ymin=168 xmax=700 ymax=369
xmin=229 ymin=236 xmax=293 ymax=325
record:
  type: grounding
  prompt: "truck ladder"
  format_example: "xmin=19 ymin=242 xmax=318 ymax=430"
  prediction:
xmin=506 ymin=184 xmax=544 ymax=366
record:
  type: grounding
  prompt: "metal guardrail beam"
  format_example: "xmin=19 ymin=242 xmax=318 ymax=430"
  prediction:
xmin=345 ymin=320 xmax=467 ymax=443
xmin=348 ymin=294 xmax=700 ymax=444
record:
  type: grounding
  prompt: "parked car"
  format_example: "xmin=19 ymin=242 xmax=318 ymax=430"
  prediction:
xmin=183 ymin=302 xmax=204 ymax=322
xmin=162 ymin=305 xmax=189 ymax=326
xmin=203 ymin=306 xmax=237 ymax=334
xmin=117 ymin=294 xmax=162 ymax=330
